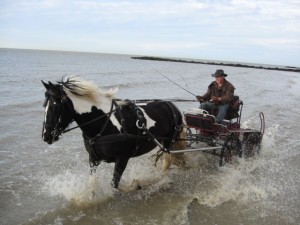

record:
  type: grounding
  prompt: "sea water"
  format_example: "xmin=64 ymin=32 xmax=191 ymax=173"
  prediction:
xmin=0 ymin=48 xmax=299 ymax=225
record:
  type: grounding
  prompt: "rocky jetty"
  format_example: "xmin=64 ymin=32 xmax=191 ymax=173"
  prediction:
xmin=132 ymin=56 xmax=300 ymax=72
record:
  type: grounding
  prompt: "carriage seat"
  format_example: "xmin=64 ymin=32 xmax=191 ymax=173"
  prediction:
xmin=183 ymin=108 xmax=217 ymax=131
xmin=224 ymin=96 xmax=243 ymax=120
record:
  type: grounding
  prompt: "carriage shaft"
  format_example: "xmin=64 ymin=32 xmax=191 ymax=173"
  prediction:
xmin=170 ymin=146 xmax=222 ymax=153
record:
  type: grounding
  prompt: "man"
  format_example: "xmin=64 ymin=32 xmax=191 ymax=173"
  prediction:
xmin=196 ymin=69 xmax=235 ymax=124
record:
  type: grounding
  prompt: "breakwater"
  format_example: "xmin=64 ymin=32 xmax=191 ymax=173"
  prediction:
xmin=132 ymin=56 xmax=300 ymax=72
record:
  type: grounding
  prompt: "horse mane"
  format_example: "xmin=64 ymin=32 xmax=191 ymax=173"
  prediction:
xmin=59 ymin=76 xmax=118 ymax=101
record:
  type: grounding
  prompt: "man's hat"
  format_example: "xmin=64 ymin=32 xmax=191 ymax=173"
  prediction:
xmin=211 ymin=69 xmax=227 ymax=77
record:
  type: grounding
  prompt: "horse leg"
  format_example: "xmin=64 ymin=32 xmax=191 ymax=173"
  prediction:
xmin=112 ymin=157 xmax=141 ymax=192
xmin=112 ymin=157 xmax=129 ymax=190
xmin=89 ymin=159 xmax=101 ymax=197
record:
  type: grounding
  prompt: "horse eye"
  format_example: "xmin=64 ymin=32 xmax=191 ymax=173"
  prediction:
xmin=48 ymin=104 xmax=55 ymax=111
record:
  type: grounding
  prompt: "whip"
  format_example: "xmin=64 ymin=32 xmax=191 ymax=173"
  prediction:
xmin=156 ymin=70 xmax=197 ymax=97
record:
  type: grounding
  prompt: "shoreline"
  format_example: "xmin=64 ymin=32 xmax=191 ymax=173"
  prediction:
xmin=132 ymin=56 xmax=300 ymax=73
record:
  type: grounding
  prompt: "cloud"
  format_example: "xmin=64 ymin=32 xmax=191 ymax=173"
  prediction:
xmin=1 ymin=0 xmax=299 ymax=26
xmin=139 ymin=42 xmax=208 ymax=51
xmin=1 ymin=0 xmax=300 ymax=66
xmin=248 ymin=38 xmax=300 ymax=48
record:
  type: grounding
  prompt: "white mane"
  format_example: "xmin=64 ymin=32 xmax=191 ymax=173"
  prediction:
xmin=62 ymin=76 xmax=118 ymax=101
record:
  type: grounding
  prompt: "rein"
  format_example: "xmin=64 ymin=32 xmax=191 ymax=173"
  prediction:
xmin=50 ymin=97 xmax=118 ymax=140
xmin=52 ymin=97 xmax=180 ymax=153
xmin=62 ymin=101 xmax=117 ymax=134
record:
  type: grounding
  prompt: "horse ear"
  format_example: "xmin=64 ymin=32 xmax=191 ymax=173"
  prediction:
xmin=41 ymin=80 xmax=50 ymax=90
xmin=48 ymin=81 xmax=56 ymax=89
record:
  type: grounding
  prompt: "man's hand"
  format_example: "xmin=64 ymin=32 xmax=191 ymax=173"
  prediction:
xmin=210 ymin=96 xmax=219 ymax=104
xmin=196 ymin=95 xmax=204 ymax=103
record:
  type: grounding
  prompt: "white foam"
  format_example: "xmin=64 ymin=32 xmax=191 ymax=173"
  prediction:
xmin=184 ymin=124 xmax=281 ymax=208
xmin=193 ymin=162 xmax=269 ymax=207
xmin=41 ymin=152 xmax=175 ymax=204
xmin=42 ymin=168 xmax=114 ymax=205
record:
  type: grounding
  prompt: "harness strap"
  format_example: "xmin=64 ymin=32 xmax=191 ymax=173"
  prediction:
xmin=125 ymin=100 xmax=147 ymax=129
xmin=115 ymin=100 xmax=128 ymax=134
xmin=84 ymin=100 xmax=170 ymax=153
xmin=128 ymin=100 xmax=169 ymax=153
xmin=58 ymin=98 xmax=180 ymax=155
xmin=142 ymin=128 xmax=170 ymax=153
xmin=62 ymin=101 xmax=117 ymax=134
xmin=84 ymin=100 xmax=119 ymax=145
xmin=165 ymin=102 xmax=183 ymax=148
xmin=94 ymin=100 xmax=116 ymax=138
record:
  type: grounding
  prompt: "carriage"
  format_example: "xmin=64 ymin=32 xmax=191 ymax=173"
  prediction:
xmin=173 ymin=97 xmax=265 ymax=166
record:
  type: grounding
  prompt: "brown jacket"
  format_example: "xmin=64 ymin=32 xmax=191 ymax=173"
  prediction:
xmin=201 ymin=79 xmax=235 ymax=104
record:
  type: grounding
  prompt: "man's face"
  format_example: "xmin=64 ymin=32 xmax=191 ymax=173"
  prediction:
xmin=215 ymin=76 xmax=224 ymax=85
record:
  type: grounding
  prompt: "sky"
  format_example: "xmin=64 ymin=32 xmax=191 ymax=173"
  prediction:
xmin=0 ymin=0 xmax=300 ymax=67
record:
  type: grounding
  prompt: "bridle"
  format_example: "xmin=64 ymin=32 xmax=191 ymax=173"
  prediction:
xmin=42 ymin=91 xmax=71 ymax=142
xmin=43 ymin=90 xmax=119 ymax=143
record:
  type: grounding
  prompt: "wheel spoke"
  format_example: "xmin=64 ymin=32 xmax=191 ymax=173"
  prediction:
xmin=220 ymin=134 xmax=242 ymax=166
xmin=243 ymin=132 xmax=262 ymax=158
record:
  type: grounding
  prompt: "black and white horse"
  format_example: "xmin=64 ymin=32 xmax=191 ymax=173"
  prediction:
xmin=41 ymin=77 xmax=186 ymax=192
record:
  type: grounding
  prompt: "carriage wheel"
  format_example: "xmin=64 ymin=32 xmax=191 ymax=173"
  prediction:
xmin=243 ymin=132 xmax=262 ymax=158
xmin=219 ymin=134 xmax=242 ymax=166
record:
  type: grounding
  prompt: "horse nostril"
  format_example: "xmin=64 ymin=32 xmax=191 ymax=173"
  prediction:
xmin=43 ymin=134 xmax=53 ymax=144
xmin=43 ymin=133 xmax=51 ymax=142
xmin=43 ymin=133 xmax=58 ymax=144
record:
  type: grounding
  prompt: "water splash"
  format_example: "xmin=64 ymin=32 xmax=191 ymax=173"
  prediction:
xmin=40 ymin=152 xmax=176 ymax=204
xmin=42 ymin=168 xmax=114 ymax=205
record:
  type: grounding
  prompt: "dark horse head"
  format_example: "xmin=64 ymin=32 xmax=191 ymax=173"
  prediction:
xmin=41 ymin=80 xmax=74 ymax=144
xmin=41 ymin=77 xmax=187 ymax=191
